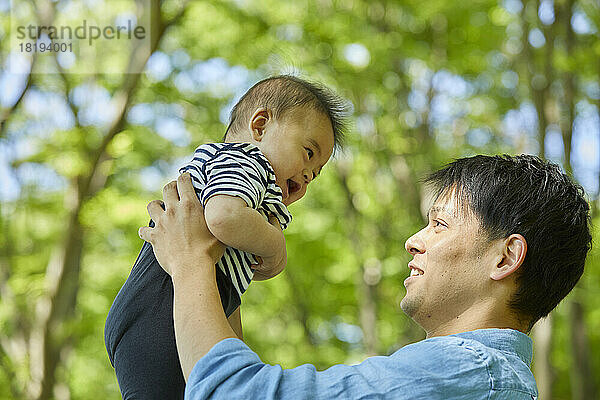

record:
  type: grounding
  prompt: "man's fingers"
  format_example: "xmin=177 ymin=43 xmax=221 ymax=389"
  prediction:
xmin=138 ymin=226 xmax=153 ymax=243
xmin=177 ymin=173 xmax=197 ymax=203
xmin=163 ymin=180 xmax=180 ymax=206
xmin=147 ymin=200 xmax=164 ymax=221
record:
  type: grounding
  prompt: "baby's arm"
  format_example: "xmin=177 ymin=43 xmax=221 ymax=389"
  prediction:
xmin=204 ymin=194 xmax=286 ymax=279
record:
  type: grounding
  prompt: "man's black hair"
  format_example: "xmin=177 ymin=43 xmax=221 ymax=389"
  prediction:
xmin=223 ymin=75 xmax=348 ymax=151
xmin=425 ymin=154 xmax=592 ymax=331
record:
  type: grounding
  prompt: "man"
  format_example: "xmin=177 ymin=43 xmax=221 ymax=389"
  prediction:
xmin=139 ymin=154 xmax=592 ymax=399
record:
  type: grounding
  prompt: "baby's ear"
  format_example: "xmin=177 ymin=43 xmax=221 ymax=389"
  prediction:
xmin=249 ymin=108 xmax=271 ymax=141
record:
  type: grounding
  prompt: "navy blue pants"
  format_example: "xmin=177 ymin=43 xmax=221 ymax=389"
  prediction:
xmin=105 ymin=224 xmax=240 ymax=399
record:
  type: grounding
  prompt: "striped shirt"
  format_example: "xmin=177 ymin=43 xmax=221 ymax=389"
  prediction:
xmin=179 ymin=143 xmax=292 ymax=299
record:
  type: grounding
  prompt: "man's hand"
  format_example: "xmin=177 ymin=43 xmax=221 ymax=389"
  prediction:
xmin=138 ymin=173 xmax=225 ymax=278
xmin=138 ymin=173 xmax=236 ymax=380
xmin=252 ymin=214 xmax=287 ymax=281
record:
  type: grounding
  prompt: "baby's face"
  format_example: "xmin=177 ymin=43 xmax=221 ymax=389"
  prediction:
xmin=257 ymin=108 xmax=334 ymax=206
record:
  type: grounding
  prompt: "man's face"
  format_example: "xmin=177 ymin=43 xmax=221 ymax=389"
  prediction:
xmin=401 ymin=190 xmax=498 ymax=335
xmin=257 ymin=108 xmax=334 ymax=206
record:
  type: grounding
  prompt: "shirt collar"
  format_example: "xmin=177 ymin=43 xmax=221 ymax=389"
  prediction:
xmin=236 ymin=143 xmax=275 ymax=175
xmin=451 ymin=328 xmax=533 ymax=366
xmin=225 ymin=142 xmax=276 ymax=177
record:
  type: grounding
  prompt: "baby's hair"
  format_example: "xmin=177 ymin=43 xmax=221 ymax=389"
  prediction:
xmin=224 ymin=75 xmax=348 ymax=151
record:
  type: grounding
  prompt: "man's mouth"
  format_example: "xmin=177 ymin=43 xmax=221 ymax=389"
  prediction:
xmin=287 ymin=179 xmax=301 ymax=196
xmin=404 ymin=263 xmax=424 ymax=286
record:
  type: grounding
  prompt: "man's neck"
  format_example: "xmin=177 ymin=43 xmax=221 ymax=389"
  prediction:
xmin=423 ymin=302 xmax=527 ymax=339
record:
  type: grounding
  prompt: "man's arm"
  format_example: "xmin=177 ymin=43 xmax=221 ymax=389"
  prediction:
xmin=139 ymin=174 xmax=238 ymax=380
xmin=172 ymin=266 xmax=236 ymax=380
xmin=137 ymin=174 xmax=424 ymax=399
xmin=184 ymin=335 xmax=502 ymax=400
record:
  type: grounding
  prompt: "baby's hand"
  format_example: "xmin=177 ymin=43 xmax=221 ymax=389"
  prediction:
xmin=253 ymin=215 xmax=287 ymax=281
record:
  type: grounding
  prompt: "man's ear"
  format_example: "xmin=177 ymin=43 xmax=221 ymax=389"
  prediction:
xmin=249 ymin=108 xmax=271 ymax=141
xmin=490 ymin=234 xmax=527 ymax=281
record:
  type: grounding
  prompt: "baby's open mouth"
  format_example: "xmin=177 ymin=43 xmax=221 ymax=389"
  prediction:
xmin=287 ymin=179 xmax=301 ymax=195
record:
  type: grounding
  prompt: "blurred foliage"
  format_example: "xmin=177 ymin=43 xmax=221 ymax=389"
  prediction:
xmin=0 ymin=0 xmax=599 ymax=399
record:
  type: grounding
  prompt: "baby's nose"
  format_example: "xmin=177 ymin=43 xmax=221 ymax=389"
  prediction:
xmin=303 ymin=169 xmax=314 ymax=183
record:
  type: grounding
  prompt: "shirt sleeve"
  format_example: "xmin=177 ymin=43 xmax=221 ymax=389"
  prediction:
xmin=261 ymin=186 xmax=292 ymax=230
xmin=185 ymin=338 xmax=397 ymax=400
xmin=184 ymin=335 xmax=532 ymax=400
xmin=194 ymin=151 xmax=267 ymax=210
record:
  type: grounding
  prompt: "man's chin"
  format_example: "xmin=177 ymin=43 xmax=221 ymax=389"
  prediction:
xmin=400 ymin=295 xmax=419 ymax=318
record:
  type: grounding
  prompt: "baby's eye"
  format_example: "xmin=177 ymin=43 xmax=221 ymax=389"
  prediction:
xmin=306 ymin=148 xmax=314 ymax=159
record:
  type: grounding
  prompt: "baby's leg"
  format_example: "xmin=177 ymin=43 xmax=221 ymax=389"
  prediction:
xmin=105 ymin=240 xmax=241 ymax=399
xmin=105 ymin=241 xmax=185 ymax=399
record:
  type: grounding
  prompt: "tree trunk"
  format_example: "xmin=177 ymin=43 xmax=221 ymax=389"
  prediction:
xmin=569 ymin=298 xmax=597 ymax=400
xmin=532 ymin=315 xmax=554 ymax=399
xmin=596 ymin=56 xmax=600 ymax=214
xmin=523 ymin=0 xmax=557 ymax=158
xmin=33 ymin=187 xmax=84 ymax=399
xmin=558 ymin=2 xmax=597 ymax=398
xmin=23 ymin=1 xmax=188 ymax=397
xmin=283 ymin=268 xmax=318 ymax=345
xmin=336 ymin=166 xmax=379 ymax=356
xmin=526 ymin=4 xmax=556 ymax=392
xmin=0 ymin=201 xmax=26 ymax=399
xmin=359 ymin=259 xmax=379 ymax=356
xmin=561 ymin=0 xmax=575 ymax=174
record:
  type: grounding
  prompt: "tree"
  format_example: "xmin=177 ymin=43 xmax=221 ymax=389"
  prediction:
xmin=0 ymin=0 xmax=598 ymax=398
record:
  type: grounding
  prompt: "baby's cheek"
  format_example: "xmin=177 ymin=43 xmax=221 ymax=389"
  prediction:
xmin=287 ymin=186 xmax=307 ymax=205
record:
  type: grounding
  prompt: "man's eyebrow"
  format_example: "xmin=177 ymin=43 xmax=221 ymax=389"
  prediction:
xmin=427 ymin=206 xmax=446 ymax=219
xmin=308 ymin=138 xmax=321 ymax=156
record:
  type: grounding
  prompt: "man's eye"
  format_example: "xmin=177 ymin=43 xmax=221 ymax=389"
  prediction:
xmin=433 ymin=220 xmax=445 ymax=228
xmin=306 ymin=148 xmax=314 ymax=159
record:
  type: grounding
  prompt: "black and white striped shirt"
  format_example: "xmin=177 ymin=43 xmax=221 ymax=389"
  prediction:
xmin=179 ymin=143 xmax=292 ymax=299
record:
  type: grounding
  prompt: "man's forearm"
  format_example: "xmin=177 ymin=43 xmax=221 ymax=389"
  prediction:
xmin=172 ymin=263 xmax=238 ymax=381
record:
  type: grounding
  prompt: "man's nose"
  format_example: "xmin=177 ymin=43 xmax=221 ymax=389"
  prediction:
xmin=405 ymin=232 xmax=425 ymax=255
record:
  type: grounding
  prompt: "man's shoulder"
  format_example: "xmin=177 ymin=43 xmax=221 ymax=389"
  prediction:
xmin=388 ymin=334 xmax=537 ymax=398
xmin=392 ymin=335 xmax=491 ymax=369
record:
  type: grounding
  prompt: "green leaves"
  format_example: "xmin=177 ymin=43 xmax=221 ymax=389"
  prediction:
xmin=0 ymin=0 xmax=598 ymax=397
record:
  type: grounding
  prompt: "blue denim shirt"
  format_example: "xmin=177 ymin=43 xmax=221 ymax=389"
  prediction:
xmin=186 ymin=328 xmax=538 ymax=399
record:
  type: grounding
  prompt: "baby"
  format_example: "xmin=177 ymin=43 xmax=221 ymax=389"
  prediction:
xmin=104 ymin=75 xmax=346 ymax=399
